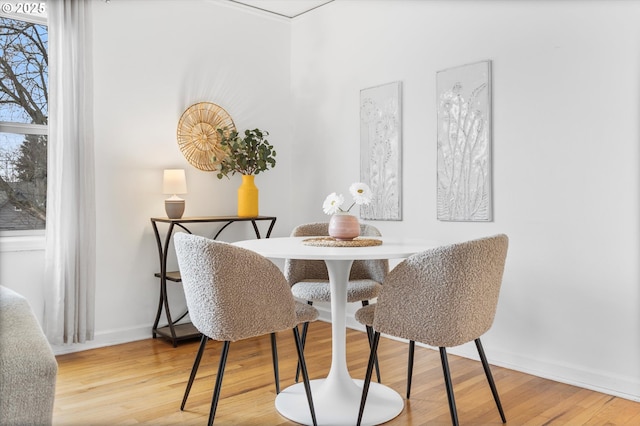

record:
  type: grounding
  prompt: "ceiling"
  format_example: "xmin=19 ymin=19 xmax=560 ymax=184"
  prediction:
xmin=228 ymin=0 xmax=334 ymax=18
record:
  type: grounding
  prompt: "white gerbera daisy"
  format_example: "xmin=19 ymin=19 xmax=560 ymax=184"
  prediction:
xmin=323 ymin=183 xmax=373 ymax=215
xmin=322 ymin=192 xmax=344 ymax=215
xmin=349 ymin=182 xmax=372 ymax=205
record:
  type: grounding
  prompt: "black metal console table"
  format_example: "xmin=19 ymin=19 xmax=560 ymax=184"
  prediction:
xmin=150 ymin=215 xmax=277 ymax=346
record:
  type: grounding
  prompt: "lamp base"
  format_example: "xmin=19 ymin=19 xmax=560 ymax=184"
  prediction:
xmin=165 ymin=200 xmax=185 ymax=219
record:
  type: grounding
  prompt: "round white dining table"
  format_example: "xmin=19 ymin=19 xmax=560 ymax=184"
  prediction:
xmin=233 ymin=236 xmax=438 ymax=426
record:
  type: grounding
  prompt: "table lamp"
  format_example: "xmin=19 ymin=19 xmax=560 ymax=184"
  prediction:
xmin=163 ymin=169 xmax=187 ymax=219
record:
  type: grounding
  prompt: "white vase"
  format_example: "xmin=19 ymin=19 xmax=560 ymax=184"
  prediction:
xmin=328 ymin=213 xmax=360 ymax=241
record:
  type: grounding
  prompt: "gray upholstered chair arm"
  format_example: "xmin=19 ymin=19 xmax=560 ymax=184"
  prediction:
xmin=355 ymin=303 xmax=376 ymax=327
xmin=0 ymin=286 xmax=57 ymax=426
xmin=295 ymin=301 xmax=320 ymax=323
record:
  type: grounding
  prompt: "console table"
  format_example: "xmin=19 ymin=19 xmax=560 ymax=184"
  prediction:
xmin=150 ymin=216 xmax=277 ymax=346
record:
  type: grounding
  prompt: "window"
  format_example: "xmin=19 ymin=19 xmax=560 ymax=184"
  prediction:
xmin=0 ymin=13 xmax=48 ymax=233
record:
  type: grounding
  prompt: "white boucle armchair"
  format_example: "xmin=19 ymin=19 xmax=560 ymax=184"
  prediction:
xmin=174 ymin=233 xmax=319 ymax=426
xmin=355 ymin=234 xmax=509 ymax=426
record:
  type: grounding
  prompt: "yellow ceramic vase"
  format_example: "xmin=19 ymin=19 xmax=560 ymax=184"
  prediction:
xmin=237 ymin=174 xmax=259 ymax=217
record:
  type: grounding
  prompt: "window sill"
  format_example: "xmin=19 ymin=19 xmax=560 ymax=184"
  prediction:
xmin=0 ymin=234 xmax=45 ymax=252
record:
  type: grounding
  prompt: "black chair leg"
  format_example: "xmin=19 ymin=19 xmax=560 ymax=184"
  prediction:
xmin=293 ymin=327 xmax=317 ymax=426
xmin=475 ymin=338 xmax=506 ymax=423
xmin=271 ymin=332 xmax=280 ymax=394
xmin=365 ymin=325 xmax=382 ymax=383
xmin=181 ymin=334 xmax=208 ymax=410
xmin=362 ymin=300 xmax=381 ymax=383
xmin=208 ymin=341 xmax=230 ymax=426
xmin=295 ymin=321 xmax=310 ymax=382
xmin=357 ymin=331 xmax=381 ymax=426
xmin=439 ymin=347 xmax=459 ymax=426
xmin=295 ymin=301 xmax=313 ymax=383
xmin=406 ymin=340 xmax=415 ymax=399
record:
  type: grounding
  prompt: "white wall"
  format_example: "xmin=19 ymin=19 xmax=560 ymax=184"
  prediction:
xmin=290 ymin=0 xmax=640 ymax=401
xmin=1 ymin=0 xmax=296 ymax=349
xmin=90 ymin=0 xmax=296 ymax=346
xmin=0 ymin=0 xmax=638 ymax=403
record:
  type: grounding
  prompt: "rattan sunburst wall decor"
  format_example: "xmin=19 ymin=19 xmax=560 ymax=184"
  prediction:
xmin=176 ymin=102 xmax=236 ymax=171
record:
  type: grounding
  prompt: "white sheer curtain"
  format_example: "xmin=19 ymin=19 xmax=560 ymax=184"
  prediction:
xmin=44 ymin=0 xmax=96 ymax=345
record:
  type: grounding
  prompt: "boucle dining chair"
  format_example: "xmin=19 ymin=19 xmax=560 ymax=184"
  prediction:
xmin=284 ymin=222 xmax=388 ymax=382
xmin=174 ymin=233 xmax=319 ymax=426
xmin=355 ymin=234 xmax=509 ymax=426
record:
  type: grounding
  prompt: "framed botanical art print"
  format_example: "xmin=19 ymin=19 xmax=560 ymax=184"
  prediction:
xmin=436 ymin=60 xmax=492 ymax=221
xmin=360 ymin=81 xmax=402 ymax=221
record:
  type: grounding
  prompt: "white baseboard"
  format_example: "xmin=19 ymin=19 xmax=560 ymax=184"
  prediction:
xmin=448 ymin=344 xmax=640 ymax=403
xmin=52 ymin=324 xmax=151 ymax=355
xmin=51 ymin=308 xmax=640 ymax=404
xmin=317 ymin=305 xmax=640 ymax=403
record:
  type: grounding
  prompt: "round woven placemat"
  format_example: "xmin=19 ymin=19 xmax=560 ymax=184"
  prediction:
xmin=302 ymin=237 xmax=383 ymax=247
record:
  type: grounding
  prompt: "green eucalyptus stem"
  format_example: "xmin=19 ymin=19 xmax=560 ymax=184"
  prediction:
xmin=212 ymin=128 xmax=276 ymax=179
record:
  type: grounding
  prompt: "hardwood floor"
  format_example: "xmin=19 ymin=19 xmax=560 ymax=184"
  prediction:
xmin=53 ymin=321 xmax=639 ymax=425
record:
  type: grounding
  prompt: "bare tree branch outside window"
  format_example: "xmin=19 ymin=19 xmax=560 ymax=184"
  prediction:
xmin=0 ymin=16 xmax=48 ymax=231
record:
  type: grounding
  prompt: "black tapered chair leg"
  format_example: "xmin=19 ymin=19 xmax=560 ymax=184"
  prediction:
xmin=406 ymin=340 xmax=415 ymax=399
xmin=475 ymin=338 xmax=506 ymax=423
xmin=361 ymin=300 xmax=381 ymax=383
xmin=181 ymin=334 xmax=208 ymax=410
xmin=271 ymin=332 xmax=280 ymax=394
xmin=295 ymin=321 xmax=310 ymax=382
xmin=293 ymin=327 xmax=318 ymax=426
xmin=295 ymin=301 xmax=314 ymax=383
xmin=439 ymin=347 xmax=459 ymax=426
xmin=357 ymin=331 xmax=381 ymax=426
xmin=208 ymin=341 xmax=231 ymax=426
xmin=364 ymin=325 xmax=382 ymax=383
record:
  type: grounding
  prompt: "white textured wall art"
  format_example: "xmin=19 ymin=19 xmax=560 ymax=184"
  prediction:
xmin=437 ymin=61 xmax=492 ymax=221
xmin=360 ymin=81 xmax=402 ymax=220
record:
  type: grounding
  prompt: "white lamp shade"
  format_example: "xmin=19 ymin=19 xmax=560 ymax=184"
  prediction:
xmin=163 ymin=169 xmax=187 ymax=195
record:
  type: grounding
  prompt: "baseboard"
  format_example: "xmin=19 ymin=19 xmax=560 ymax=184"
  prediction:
xmin=52 ymin=324 xmax=151 ymax=355
xmin=447 ymin=344 xmax=640 ymax=403
xmin=51 ymin=309 xmax=640 ymax=404
xmin=318 ymin=306 xmax=640 ymax=403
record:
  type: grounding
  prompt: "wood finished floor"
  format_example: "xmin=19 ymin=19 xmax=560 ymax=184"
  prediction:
xmin=53 ymin=321 xmax=640 ymax=425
